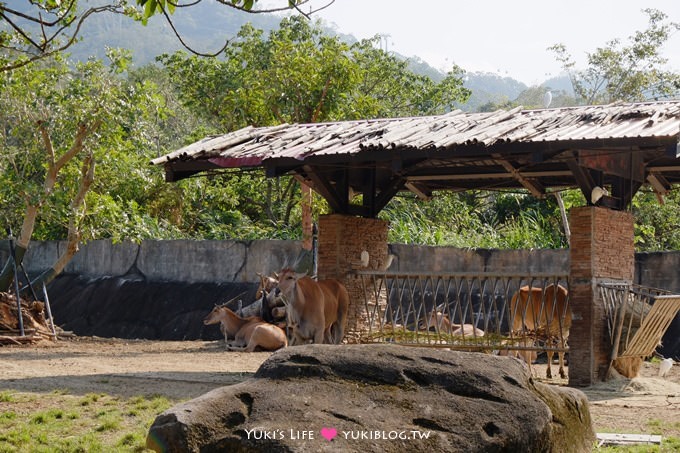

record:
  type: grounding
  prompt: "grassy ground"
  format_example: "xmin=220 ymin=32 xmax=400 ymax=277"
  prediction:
xmin=0 ymin=390 xmax=172 ymax=452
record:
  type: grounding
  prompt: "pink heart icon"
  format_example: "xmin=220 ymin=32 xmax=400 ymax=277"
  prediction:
xmin=320 ymin=427 xmax=337 ymax=441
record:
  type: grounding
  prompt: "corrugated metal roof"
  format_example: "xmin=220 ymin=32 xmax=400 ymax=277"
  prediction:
xmin=152 ymin=101 xmax=680 ymax=168
xmin=153 ymin=100 xmax=680 ymax=213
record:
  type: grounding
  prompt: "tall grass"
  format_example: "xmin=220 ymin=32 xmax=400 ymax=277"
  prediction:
xmin=380 ymin=192 xmax=567 ymax=248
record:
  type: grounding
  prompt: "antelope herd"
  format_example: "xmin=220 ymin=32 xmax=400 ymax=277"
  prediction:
xmin=203 ymin=269 xmax=572 ymax=379
xmin=203 ymin=267 xmax=350 ymax=351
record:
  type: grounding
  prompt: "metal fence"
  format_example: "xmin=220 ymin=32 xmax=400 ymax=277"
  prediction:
xmin=354 ymin=271 xmax=571 ymax=358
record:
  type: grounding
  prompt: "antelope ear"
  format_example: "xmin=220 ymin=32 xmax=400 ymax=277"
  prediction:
xmin=295 ymin=272 xmax=307 ymax=280
xmin=273 ymin=272 xmax=279 ymax=279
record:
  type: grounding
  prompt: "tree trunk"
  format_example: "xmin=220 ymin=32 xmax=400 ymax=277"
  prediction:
xmin=554 ymin=192 xmax=571 ymax=246
xmin=1 ymin=120 xmax=97 ymax=293
xmin=0 ymin=206 xmax=39 ymax=291
xmin=30 ymin=152 xmax=95 ymax=290
xmin=301 ymin=182 xmax=313 ymax=250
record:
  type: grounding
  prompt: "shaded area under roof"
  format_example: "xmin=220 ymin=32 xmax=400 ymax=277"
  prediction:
xmin=152 ymin=101 xmax=680 ymax=216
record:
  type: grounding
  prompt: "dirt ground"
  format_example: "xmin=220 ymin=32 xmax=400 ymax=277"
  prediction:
xmin=1 ymin=337 xmax=679 ymax=438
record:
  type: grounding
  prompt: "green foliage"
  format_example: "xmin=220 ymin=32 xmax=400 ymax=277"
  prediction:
xmin=549 ymin=8 xmax=680 ymax=104
xmin=159 ymin=16 xmax=470 ymax=129
xmin=2 ymin=11 xmax=679 ymax=253
xmin=0 ymin=52 xmax=195 ymax=244
xmin=379 ymin=191 xmax=569 ymax=249
xmin=632 ymin=189 xmax=680 ymax=250
xmin=152 ymin=17 xmax=470 ymax=240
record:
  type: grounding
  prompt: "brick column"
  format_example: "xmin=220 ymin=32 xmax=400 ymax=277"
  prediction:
xmin=569 ymin=207 xmax=634 ymax=386
xmin=317 ymin=214 xmax=389 ymax=342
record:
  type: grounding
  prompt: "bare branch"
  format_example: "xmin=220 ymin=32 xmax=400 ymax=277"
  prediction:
xmin=0 ymin=1 xmax=77 ymax=26
xmin=159 ymin=3 xmax=230 ymax=57
xmin=0 ymin=4 xmax=126 ymax=72
xmin=0 ymin=11 xmax=46 ymax=51
xmin=36 ymin=120 xmax=55 ymax=167
xmin=54 ymin=119 xmax=101 ymax=172
xmin=166 ymin=0 xmax=203 ymax=8
xmin=311 ymin=76 xmax=332 ymax=122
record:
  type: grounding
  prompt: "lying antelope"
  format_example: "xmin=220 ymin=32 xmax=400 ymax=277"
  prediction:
xmin=203 ymin=305 xmax=287 ymax=352
xmin=419 ymin=309 xmax=485 ymax=337
xmin=277 ymin=268 xmax=349 ymax=345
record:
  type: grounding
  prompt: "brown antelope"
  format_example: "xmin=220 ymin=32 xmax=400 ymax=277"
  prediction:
xmin=256 ymin=272 xmax=279 ymax=305
xmin=510 ymin=284 xmax=571 ymax=379
xmin=277 ymin=268 xmax=349 ymax=345
xmin=203 ymin=305 xmax=287 ymax=352
xmin=419 ymin=309 xmax=485 ymax=337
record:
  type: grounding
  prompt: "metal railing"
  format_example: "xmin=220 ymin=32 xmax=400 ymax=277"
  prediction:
xmin=354 ymin=271 xmax=571 ymax=357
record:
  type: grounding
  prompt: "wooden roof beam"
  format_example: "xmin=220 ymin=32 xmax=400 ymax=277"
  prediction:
xmin=647 ymin=172 xmax=671 ymax=195
xmin=647 ymin=172 xmax=671 ymax=204
xmin=404 ymin=182 xmax=432 ymax=200
xmin=300 ymin=165 xmax=347 ymax=214
xmin=491 ymin=154 xmax=545 ymax=198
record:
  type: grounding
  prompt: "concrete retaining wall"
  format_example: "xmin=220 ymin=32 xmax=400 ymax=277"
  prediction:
xmin=7 ymin=240 xmax=573 ymax=283
xmin=9 ymin=239 xmax=303 ymax=283
xmin=1 ymin=240 xmax=678 ymax=290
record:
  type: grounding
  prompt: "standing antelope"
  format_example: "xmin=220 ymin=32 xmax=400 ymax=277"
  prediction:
xmin=510 ymin=284 xmax=571 ymax=379
xmin=277 ymin=268 xmax=349 ymax=345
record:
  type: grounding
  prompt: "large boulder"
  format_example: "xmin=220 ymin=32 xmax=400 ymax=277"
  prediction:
xmin=147 ymin=344 xmax=594 ymax=452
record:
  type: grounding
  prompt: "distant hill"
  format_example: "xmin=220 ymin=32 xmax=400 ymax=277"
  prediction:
xmin=459 ymin=72 xmax=528 ymax=111
xmin=65 ymin=2 xmax=565 ymax=112
xmin=69 ymin=1 xmax=281 ymax=64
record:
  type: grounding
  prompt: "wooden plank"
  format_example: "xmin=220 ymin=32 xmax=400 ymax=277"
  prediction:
xmin=621 ymin=295 xmax=680 ymax=357
xmin=596 ymin=433 xmax=662 ymax=446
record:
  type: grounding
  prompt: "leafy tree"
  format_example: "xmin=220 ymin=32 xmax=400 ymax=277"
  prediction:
xmin=0 ymin=0 xmax=321 ymax=71
xmin=0 ymin=1 xmax=133 ymax=71
xmin=157 ymin=17 xmax=470 ymax=239
xmin=632 ymin=189 xmax=680 ymax=251
xmin=549 ymin=8 xmax=680 ymax=104
xmin=0 ymin=51 xmax=171 ymax=289
xmin=345 ymin=37 xmax=469 ymax=119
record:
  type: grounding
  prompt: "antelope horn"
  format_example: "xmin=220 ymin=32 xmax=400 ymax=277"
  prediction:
xmin=220 ymin=291 xmax=248 ymax=308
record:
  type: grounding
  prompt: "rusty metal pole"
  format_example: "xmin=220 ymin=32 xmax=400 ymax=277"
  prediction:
xmin=7 ymin=229 xmax=25 ymax=336
xmin=42 ymin=282 xmax=57 ymax=340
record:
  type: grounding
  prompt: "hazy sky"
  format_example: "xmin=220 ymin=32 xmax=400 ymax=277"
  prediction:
xmin=303 ymin=0 xmax=680 ymax=86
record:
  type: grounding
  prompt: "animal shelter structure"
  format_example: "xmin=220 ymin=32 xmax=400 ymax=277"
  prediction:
xmin=153 ymin=101 xmax=680 ymax=386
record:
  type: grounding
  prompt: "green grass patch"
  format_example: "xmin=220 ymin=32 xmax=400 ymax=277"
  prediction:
xmin=0 ymin=391 xmax=174 ymax=452
xmin=0 ymin=391 xmax=14 ymax=403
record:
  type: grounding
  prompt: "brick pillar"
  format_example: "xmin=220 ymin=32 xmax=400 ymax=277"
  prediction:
xmin=569 ymin=207 xmax=634 ymax=386
xmin=317 ymin=214 xmax=389 ymax=343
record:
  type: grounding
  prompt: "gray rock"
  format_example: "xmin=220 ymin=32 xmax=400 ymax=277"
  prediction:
xmin=147 ymin=344 xmax=594 ymax=452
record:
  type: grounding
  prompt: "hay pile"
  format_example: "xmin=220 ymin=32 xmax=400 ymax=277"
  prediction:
xmin=0 ymin=292 xmax=63 ymax=344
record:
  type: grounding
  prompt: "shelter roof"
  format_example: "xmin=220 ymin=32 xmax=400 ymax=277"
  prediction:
xmin=153 ymin=100 xmax=680 ymax=216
